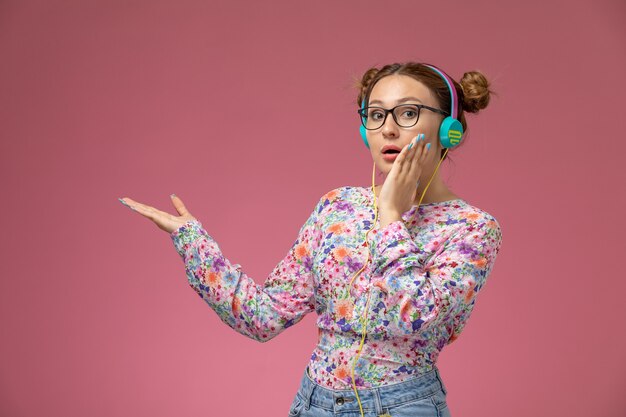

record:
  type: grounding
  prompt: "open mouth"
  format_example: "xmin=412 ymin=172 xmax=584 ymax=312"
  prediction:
xmin=381 ymin=145 xmax=402 ymax=161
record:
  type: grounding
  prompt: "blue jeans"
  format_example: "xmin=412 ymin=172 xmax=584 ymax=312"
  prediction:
xmin=287 ymin=366 xmax=451 ymax=417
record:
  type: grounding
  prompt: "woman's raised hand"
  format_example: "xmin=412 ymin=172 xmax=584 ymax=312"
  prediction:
xmin=118 ymin=194 xmax=197 ymax=234
xmin=377 ymin=133 xmax=430 ymax=222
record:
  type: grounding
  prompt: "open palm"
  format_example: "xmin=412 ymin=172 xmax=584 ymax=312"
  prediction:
xmin=119 ymin=195 xmax=196 ymax=234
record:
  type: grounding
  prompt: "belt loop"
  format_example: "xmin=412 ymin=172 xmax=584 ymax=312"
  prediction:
xmin=373 ymin=387 xmax=384 ymax=415
xmin=434 ymin=367 xmax=448 ymax=395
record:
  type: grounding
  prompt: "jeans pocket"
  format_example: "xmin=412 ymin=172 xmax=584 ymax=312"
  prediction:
xmin=288 ymin=393 xmax=305 ymax=416
xmin=385 ymin=395 xmax=438 ymax=417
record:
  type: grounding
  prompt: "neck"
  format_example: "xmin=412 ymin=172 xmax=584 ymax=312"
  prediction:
xmin=374 ymin=170 xmax=457 ymax=205
xmin=416 ymin=173 xmax=455 ymax=204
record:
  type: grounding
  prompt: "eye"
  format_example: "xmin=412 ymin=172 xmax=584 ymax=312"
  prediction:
xmin=397 ymin=105 xmax=419 ymax=117
xmin=369 ymin=109 xmax=385 ymax=121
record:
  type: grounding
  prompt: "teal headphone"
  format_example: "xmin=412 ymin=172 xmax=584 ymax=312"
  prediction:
xmin=359 ymin=63 xmax=464 ymax=150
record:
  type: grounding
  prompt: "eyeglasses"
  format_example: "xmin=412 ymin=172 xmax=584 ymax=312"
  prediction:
xmin=357 ymin=103 xmax=449 ymax=130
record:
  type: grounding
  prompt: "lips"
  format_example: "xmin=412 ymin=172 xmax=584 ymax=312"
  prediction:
xmin=381 ymin=145 xmax=402 ymax=154
xmin=382 ymin=153 xmax=399 ymax=162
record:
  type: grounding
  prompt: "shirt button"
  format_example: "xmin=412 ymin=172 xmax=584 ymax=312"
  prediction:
xmin=336 ymin=397 xmax=344 ymax=405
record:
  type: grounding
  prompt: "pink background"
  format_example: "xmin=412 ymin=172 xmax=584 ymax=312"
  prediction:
xmin=1 ymin=0 xmax=624 ymax=416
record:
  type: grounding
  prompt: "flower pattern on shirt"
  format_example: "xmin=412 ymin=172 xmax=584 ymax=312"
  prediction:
xmin=170 ymin=186 xmax=502 ymax=389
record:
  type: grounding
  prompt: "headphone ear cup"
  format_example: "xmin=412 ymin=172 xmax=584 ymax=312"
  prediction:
xmin=360 ymin=125 xmax=370 ymax=149
xmin=439 ymin=117 xmax=464 ymax=148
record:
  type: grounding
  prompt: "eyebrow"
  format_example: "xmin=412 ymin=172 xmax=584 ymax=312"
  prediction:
xmin=369 ymin=96 xmax=424 ymax=106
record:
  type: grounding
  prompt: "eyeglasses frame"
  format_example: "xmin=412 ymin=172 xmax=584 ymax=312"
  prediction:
xmin=357 ymin=103 xmax=449 ymax=130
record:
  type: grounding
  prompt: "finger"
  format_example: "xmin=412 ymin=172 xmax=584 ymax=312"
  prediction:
xmin=407 ymin=134 xmax=428 ymax=179
xmin=396 ymin=136 xmax=417 ymax=176
xmin=401 ymin=138 xmax=417 ymax=173
xmin=403 ymin=133 xmax=423 ymax=174
xmin=119 ymin=197 xmax=148 ymax=213
xmin=405 ymin=134 xmax=418 ymax=159
xmin=119 ymin=197 xmax=136 ymax=211
xmin=420 ymin=140 xmax=432 ymax=163
xmin=121 ymin=198 xmax=171 ymax=222
xmin=408 ymin=144 xmax=425 ymax=177
xmin=420 ymin=137 xmax=432 ymax=162
xmin=128 ymin=202 xmax=156 ymax=220
xmin=416 ymin=133 xmax=425 ymax=147
xmin=415 ymin=141 xmax=431 ymax=179
xmin=120 ymin=197 xmax=146 ymax=212
xmin=390 ymin=141 xmax=410 ymax=176
xmin=170 ymin=194 xmax=191 ymax=216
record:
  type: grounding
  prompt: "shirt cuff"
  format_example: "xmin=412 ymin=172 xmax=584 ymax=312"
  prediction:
xmin=170 ymin=219 xmax=209 ymax=257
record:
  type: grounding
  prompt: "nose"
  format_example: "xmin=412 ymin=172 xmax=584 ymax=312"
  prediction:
xmin=381 ymin=112 xmax=399 ymax=138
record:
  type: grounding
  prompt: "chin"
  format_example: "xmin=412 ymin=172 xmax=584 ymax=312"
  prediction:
xmin=374 ymin=162 xmax=391 ymax=177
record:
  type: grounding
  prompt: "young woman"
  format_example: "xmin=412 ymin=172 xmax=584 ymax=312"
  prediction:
xmin=119 ymin=62 xmax=503 ymax=417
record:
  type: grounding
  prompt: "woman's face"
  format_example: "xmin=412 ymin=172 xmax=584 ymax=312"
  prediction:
xmin=365 ymin=74 xmax=444 ymax=177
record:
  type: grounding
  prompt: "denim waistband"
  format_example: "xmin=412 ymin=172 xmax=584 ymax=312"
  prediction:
xmin=296 ymin=365 xmax=448 ymax=414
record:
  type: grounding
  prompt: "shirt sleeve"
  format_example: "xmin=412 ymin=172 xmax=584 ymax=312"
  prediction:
xmin=170 ymin=197 xmax=325 ymax=343
xmin=367 ymin=216 xmax=503 ymax=340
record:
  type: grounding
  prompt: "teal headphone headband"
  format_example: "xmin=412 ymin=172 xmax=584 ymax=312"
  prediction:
xmin=359 ymin=63 xmax=464 ymax=150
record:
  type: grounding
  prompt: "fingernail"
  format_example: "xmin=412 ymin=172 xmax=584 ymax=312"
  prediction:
xmin=170 ymin=194 xmax=176 ymax=198
xmin=426 ymin=143 xmax=431 ymax=150
xmin=118 ymin=198 xmax=135 ymax=210
xmin=420 ymin=133 xmax=425 ymax=140
xmin=408 ymin=143 xmax=413 ymax=150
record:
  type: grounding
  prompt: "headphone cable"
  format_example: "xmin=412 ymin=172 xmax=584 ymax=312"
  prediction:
xmin=347 ymin=148 xmax=449 ymax=417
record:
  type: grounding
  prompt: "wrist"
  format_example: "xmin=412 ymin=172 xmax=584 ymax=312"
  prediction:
xmin=378 ymin=209 xmax=402 ymax=229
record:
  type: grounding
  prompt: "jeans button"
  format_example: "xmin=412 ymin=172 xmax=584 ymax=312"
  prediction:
xmin=336 ymin=397 xmax=344 ymax=405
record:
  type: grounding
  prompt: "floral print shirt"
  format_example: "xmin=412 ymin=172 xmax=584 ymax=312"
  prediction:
xmin=170 ymin=186 xmax=503 ymax=389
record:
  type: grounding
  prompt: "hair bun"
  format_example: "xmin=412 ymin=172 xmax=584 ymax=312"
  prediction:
xmin=459 ymin=70 xmax=493 ymax=113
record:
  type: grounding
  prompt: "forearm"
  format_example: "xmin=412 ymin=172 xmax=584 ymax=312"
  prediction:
xmin=171 ymin=217 xmax=318 ymax=343
xmin=368 ymin=218 xmax=498 ymax=337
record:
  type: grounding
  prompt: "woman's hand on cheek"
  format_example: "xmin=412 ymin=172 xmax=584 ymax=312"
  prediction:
xmin=377 ymin=133 xmax=429 ymax=224
xmin=118 ymin=194 xmax=197 ymax=234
